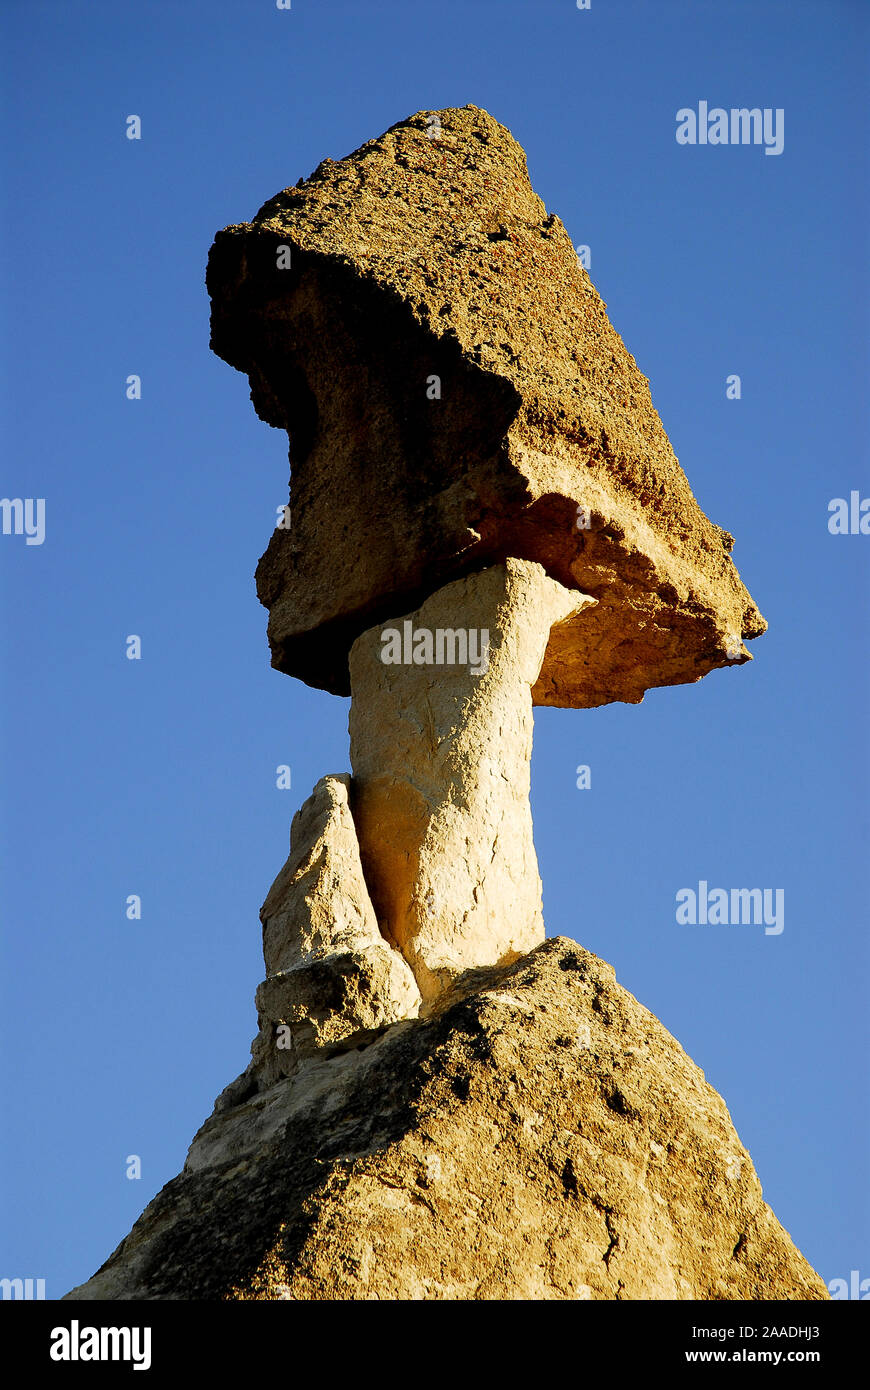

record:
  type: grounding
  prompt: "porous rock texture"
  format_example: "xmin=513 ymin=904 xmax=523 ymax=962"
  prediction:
xmin=63 ymin=939 xmax=826 ymax=1301
xmin=349 ymin=559 xmax=592 ymax=1000
xmin=59 ymin=108 xmax=816 ymax=1305
xmin=216 ymin=773 xmax=420 ymax=1102
xmin=207 ymin=103 xmax=766 ymax=707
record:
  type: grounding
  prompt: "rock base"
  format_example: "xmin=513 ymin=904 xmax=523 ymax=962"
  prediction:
xmin=63 ymin=939 xmax=826 ymax=1302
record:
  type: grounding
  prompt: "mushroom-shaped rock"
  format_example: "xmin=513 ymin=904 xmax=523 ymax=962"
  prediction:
xmin=207 ymin=103 xmax=765 ymax=709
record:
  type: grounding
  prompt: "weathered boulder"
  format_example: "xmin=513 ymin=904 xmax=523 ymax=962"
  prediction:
xmin=207 ymin=103 xmax=765 ymax=708
xmin=349 ymin=559 xmax=592 ymax=999
xmin=63 ymin=939 xmax=826 ymax=1301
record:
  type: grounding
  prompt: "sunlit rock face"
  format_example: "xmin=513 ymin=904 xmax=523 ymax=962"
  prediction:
xmin=58 ymin=107 xmax=821 ymax=1307
xmin=206 ymin=104 xmax=764 ymax=708
xmin=349 ymin=559 xmax=590 ymax=1000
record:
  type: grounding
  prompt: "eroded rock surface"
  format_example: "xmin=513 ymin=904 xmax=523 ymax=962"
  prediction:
xmin=207 ymin=103 xmax=765 ymax=707
xmin=216 ymin=774 xmax=420 ymax=1103
xmin=349 ymin=559 xmax=592 ymax=1000
xmin=63 ymin=939 xmax=826 ymax=1302
xmin=58 ymin=105 xmax=813 ymax=1309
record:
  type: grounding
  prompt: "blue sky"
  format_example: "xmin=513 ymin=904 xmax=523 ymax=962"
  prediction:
xmin=1 ymin=0 xmax=867 ymax=1298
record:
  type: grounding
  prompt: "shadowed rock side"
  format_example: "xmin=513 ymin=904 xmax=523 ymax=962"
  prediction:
xmin=207 ymin=103 xmax=765 ymax=707
xmin=63 ymin=939 xmax=825 ymax=1302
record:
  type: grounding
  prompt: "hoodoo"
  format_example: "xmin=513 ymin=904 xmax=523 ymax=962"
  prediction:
xmin=64 ymin=107 xmax=825 ymax=1302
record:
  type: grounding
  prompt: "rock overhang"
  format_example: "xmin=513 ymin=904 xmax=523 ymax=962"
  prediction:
xmin=206 ymin=103 xmax=766 ymax=709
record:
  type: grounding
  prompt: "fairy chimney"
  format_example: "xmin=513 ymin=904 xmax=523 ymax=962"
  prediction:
xmin=58 ymin=110 xmax=826 ymax=1308
xmin=205 ymin=103 xmax=765 ymax=998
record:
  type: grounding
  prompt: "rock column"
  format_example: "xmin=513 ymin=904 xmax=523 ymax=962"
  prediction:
xmin=349 ymin=559 xmax=594 ymax=1000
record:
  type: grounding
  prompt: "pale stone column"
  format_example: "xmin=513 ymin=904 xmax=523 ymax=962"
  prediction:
xmin=349 ymin=559 xmax=595 ymax=1001
xmin=217 ymin=774 xmax=422 ymax=1103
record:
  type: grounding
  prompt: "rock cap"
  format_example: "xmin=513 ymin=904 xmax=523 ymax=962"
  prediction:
xmin=207 ymin=104 xmax=765 ymax=707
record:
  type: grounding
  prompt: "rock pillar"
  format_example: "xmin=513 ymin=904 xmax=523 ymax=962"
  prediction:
xmin=349 ymin=559 xmax=594 ymax=1000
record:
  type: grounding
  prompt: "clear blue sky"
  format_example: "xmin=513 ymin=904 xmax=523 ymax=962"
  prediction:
xmin=1 ymin=0 xmax=867 ymax=1298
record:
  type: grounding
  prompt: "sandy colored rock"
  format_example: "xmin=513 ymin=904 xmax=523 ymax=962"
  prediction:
xmin=63 ymin=938 xmax=826 ymax=1302
xmin=259 ymin=772 xmax=391 ymax=976
xmin=207 ymin=103 xmax=765 ymax=708
xmin=216 ymin=774 xmax=420 ymax=1102
xmin=349 ymin=560 xmax=591 ymax=1000
xmin=55 ymin=104 xmax=810 ymax=1312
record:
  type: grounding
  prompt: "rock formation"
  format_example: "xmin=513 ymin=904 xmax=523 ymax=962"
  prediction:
xmin=64 ymin=106 xmax=824 ymax=1301
xmin=219 ymin=773 xmax=421 ymax=1101
xmin=206 ymin=103 xmax=765 ymax=707
xmin=65 ymin=937 xmax=826 ymax=1301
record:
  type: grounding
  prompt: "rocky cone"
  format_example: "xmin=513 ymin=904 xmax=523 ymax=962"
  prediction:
xmin=64 ymin=939 xmax=826 ymax=1301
